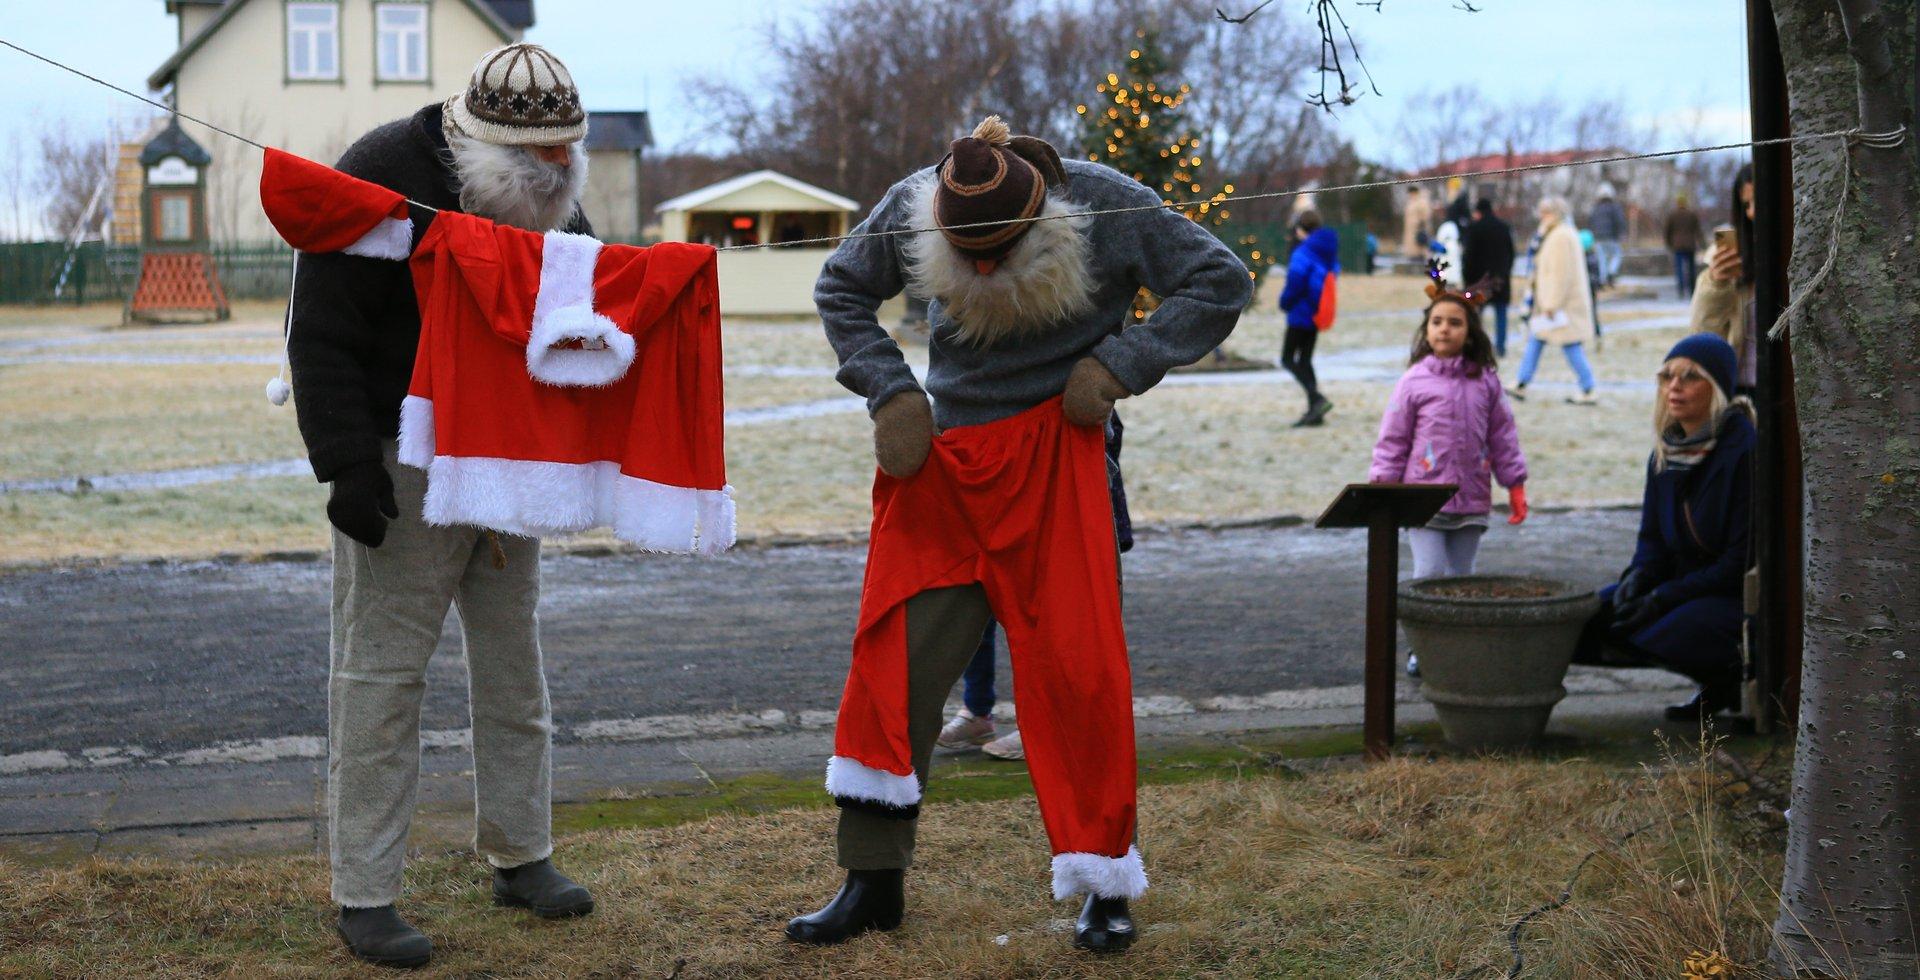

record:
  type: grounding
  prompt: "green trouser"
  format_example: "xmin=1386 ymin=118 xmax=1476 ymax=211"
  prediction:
xmin=836 ymin=583 xmax=995 ymax=870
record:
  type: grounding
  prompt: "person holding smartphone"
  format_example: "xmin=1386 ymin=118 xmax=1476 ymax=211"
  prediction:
xmin=1687 ymin=164 xmax=1758 ymax=396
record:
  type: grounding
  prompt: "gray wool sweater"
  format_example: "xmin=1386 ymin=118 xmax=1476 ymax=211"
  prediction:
xmin=816 ymin=159 xmax=1253 ymax=430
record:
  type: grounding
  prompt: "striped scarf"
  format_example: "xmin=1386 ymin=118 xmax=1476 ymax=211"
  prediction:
xmin=1661 ymin=407 xmax=1737 ymax=473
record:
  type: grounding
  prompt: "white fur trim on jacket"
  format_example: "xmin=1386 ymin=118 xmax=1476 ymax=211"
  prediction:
xmin=824 ymin=755 xmax=921 ymax=809
xmin=1051 ymin=845 xmax=1149 ymax=900
xmin=395 ymin=394 xmax=735 ymax=555
xmin=526 ymin=231 xmax=634 ymax=387
xmin=339 ymin=215 xmax=414 ymax=260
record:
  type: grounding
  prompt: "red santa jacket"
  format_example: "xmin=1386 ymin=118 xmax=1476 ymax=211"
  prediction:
xmin=260 ymin=149 xmax=733 ymax=554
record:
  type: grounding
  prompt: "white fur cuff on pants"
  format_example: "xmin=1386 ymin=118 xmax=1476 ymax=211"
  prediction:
xmin=824 ymin=755 xmax=921 ymax=808
xmin=1051 ymin=845 xmax=1148 ymax=900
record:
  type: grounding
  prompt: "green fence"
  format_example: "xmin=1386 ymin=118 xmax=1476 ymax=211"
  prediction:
xmin=0 ymin=242 xmax=297 ymax=305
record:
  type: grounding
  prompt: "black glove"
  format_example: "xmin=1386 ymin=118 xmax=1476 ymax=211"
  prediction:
xmin=327 ymin=460 xmax=399 ymax=548
xmin=1612 ymin=589 xmax=1667 ymax=635
xmin=1614 ymin=566 xmax=1651 ymax=606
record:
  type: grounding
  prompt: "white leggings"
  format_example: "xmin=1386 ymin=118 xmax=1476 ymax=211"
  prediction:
xmin=1408 ymin=526 xmax=1486 ymax=579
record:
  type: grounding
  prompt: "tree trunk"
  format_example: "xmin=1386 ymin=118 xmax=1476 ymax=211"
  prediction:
xmin=1770 ymin=1 xmax=1919 ymax=977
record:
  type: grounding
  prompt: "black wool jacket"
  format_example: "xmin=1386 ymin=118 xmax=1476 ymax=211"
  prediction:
xmin=287 ymin=101 xmax=590 ymax=482
xmin=1461 ymin=214 xmax=1516 ymax=304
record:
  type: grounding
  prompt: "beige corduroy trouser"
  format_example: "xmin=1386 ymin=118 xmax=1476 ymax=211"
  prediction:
xmin=327 ymin=444 xmax=551 ymax=908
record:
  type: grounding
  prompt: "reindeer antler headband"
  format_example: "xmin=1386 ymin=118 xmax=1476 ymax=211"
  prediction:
xmin=1424 ymin=257 xmax=1494 ymax=311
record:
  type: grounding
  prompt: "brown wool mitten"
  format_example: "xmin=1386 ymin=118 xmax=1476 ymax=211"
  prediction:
xmin=873 ymin=390 xmax=935 ymax=479
xmin=1062 ymin=356 xmax=1130 ymax=427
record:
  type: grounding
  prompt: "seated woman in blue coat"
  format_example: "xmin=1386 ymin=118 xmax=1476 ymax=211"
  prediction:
xmin=1577 ymin=333 xmax=1754 ymax=723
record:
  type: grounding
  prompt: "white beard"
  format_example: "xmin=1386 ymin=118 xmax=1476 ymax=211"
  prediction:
xmin=446 ymin=132 xmax=588 ymax=232
xmin=901 ymin=176 xmax=1097 ymax=347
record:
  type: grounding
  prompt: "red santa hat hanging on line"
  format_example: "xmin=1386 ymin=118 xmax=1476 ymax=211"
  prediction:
xmin=260 ymin=148 xmax=735 ymax=555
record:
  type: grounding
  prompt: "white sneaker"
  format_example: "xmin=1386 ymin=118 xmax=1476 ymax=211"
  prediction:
xmin=981 ymin=729 xmax=1025 ymax=761
xmin=936 ymin=709 xmax=996 ymax=750
xmin=1505 ymin=383 xmax=1528 ymax=401
xmin=1565 ymin=391 xmax=1598 ymax=406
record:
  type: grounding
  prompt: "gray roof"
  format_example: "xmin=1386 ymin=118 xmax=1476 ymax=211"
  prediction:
xmin=483 ymin=1 xmax=535 ymax=29
xmin=585 ymin=111 xmax=653 ymax=152
xmin=139 ymin=117 xmax=213 ymax=166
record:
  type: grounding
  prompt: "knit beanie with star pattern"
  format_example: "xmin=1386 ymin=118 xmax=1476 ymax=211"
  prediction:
xmin=443 ymin=43 xmax=587 ymax=147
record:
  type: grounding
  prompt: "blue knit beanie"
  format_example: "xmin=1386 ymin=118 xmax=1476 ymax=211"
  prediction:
xmin=1665 ymin=333 xmax=1737 ymax=396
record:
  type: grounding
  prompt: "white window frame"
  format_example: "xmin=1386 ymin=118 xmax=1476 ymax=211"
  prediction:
xmin=286 ymin=2 xmax=340 ymax=82
xmin=375 ymin=3 xmax=429 ymax=83
xmin=157 ymin=194 xmax=194 ymax=242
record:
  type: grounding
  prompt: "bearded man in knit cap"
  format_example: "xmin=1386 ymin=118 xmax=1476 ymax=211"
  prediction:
xmin=788 ymin=117 xmax=1251 ymax=954
xmin=288 ymin=43 xmax=597 ymax=968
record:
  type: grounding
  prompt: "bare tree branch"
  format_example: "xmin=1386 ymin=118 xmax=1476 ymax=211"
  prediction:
xmin=1214 ymin=0 xmax=1275 ymax=24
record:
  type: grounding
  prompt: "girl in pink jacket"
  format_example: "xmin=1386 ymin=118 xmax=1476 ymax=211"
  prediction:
xmin=1370 ymin=270 xmax=1530 ymax=586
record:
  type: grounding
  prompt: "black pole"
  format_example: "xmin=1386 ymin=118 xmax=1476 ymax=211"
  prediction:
xmin=1745 ymin=0 xmax=1798 ymax=731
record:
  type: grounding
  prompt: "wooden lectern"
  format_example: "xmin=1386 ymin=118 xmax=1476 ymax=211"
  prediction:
xmin=1315 ymin=483 xmax=1458 ymax=760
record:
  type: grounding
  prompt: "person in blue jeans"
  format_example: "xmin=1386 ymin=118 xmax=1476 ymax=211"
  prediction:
xmin=937 ymin=413 xmax=1134 ymax=759
xmin=1507 ymin=196 xmax=1599 ymax=406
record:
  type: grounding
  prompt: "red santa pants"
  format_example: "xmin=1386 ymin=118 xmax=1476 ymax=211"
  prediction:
xmin=826 ymin=397 xmax=1145 ymax=900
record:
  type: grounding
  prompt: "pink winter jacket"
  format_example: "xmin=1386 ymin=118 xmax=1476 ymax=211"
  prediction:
xmin=1369 ymin=355 xmax=1528 ymax=516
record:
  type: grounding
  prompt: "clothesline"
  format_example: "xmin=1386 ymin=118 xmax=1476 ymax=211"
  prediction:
xmin=1 ymin=36 xmax=1905 ymax=255
xmin=714 ymin=128 xmax=1900 ymax=252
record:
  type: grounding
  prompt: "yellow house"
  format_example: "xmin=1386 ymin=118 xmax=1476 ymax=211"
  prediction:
xmin=579 ymin=111 xmax=653 ymax=242
xmin=146 ymin=1 xmax=644 ymax=244
xmin=656 ymin=170 xmax=858 ymax=316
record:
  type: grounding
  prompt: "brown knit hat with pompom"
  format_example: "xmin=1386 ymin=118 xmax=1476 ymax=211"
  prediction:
xmin=935 ymin=117 xmax=1067 ymax=261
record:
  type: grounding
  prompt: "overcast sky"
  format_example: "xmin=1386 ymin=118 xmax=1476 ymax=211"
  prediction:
xmin=0 ymin=1 xmax=1749 ymax=227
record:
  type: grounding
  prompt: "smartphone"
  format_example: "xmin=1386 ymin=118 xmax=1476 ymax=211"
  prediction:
xmin=1712 ymin=226 xmax=1736 ymax=253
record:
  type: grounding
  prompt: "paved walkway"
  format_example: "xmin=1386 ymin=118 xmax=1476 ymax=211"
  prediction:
xmin=0 ymin=510 xmax=1697 ymax=860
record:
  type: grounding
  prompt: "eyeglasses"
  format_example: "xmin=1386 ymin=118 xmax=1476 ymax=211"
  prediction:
xmin=1656 ymin=367 xmax=1709 ymax=385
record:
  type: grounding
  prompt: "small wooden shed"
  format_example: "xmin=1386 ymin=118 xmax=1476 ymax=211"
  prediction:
xmin=655 ymin=170 xmax=858 ymax=316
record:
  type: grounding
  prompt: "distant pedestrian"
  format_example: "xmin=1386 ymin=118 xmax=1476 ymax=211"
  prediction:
xmin=1278 ymin=210 xmax=1339 ymax=426
xmin=1462 ymin=199 xmax=1515 ymax=357
xmin=1372 ymin=264 xmax=1529 ymax=675
xmin=1431 ymin=193 xmax=1471 ymax=287
xmin=1509 ymin=196 xmax=1599 ymax=405
xmin=1688 ymin=165 xmax=1758 ymax=395
xmin=1364 ymin=231 xmax=1379 ymax=274
xmin=1664 ymin=195 xmax=1703 ymax=299
xmin=1588 ymin=184 xmax=1628 ymax=287
xmin=1580 ymin=227 xmax=1604 ymax=343
xmin=1401 ymin=186 xmax=1432 ymax=258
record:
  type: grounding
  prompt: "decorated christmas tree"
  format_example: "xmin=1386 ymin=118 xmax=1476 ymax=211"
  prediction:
xmin=1077 ymin=30 xmax=1273 ymax=319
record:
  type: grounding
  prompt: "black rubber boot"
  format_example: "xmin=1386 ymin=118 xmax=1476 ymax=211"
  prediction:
xmin=784 ymin=869 xmax=906 ymax=945
xmin=336 ymin=905 xmax=432 ymax=969
xmin=492 ymin=858 xmax=595 ymax=918
xmin=1664 ymin=677 xmax=1741 ymax=723
xmin=1075 ymin=894 xmax=1137 ymax=953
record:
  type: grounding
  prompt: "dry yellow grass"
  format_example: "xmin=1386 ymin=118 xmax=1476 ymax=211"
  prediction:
xmin=0 ymin=362 xmax=304 ymax=482
xmin=0 ymin=754 xmax=1783 ymax=978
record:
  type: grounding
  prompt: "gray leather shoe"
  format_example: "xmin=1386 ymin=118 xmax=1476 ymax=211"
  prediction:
xmin=492 ymin=858 xmax=595 ymax=918
xmin=336 ymin=905 xmax=432 ymax=969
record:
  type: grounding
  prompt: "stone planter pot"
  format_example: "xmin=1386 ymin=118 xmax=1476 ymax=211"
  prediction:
xmin=1398 ymin=575 xmax=1600 ymax=751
